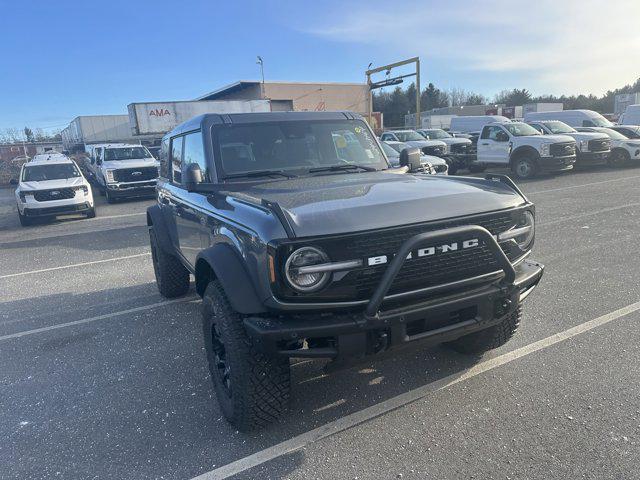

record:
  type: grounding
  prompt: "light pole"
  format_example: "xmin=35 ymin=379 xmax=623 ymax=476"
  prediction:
xmin=256 ymin=56 xmax=265 ymax=99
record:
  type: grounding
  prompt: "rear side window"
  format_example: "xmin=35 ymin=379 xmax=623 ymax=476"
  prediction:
xmin=159 ymin=137 xmax=170 ymax=178
xmin=583 ymin=120 xmax=595 ymax=127
xmin=182 ymin=131 xmax=209 ymax=182
xmin=170 ymin=136 xmax=183 ymax=184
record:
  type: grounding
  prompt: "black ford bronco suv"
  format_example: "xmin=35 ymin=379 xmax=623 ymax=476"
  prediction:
xmin=147 ymin=111 xmax=544 ymax=431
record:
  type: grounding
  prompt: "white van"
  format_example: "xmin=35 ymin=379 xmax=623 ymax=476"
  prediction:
xmin=524 ymin=109 xmax=612 ymax=128
xmin=618 ymin=105 xmax=640 ymax=126
xmin=449 ymin=115 xmax=511 ymax=134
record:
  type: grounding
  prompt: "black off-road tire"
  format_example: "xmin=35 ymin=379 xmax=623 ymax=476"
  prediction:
xmin=202 ymin=281 xmax=290 ymax=431
xmin=511 ymin=156 xmax=538 ymax=179
xmin=149 ymin=228 xmax=190 ymax=298
xmin=446 ymin=306 xmax=522 ymax=355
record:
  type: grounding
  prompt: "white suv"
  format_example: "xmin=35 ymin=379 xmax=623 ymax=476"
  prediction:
xmin=14 ymin=153 xmax=95 ymax=226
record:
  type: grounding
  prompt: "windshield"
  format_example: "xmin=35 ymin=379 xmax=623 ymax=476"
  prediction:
xmin=543 ymin=121 xmax=576 ymax=134
xmin=502 ymin=122 xmax=542 ymax=137
xmin=598 ymin=128 xmax=628 ymax=140
xmin=394 ymin=131 xmax=426 ymax=142
xmin=381 ymin=142 xmax=399 ymax=156
xmin=585 ymin=114 xmax=613 ymax=128
xmin=104 ymin=147 xmax=152 ymax=161
xmin=214 ymin=120 xmax=387 ymax=178
xmin=22 ymin=163 xmax=80 ymax=181
xmin=422 ymin=129 xmax=452 ymax=139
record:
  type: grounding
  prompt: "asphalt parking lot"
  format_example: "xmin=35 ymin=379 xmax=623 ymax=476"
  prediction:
xmin=1 ymin=167 xmax=640 ymax=480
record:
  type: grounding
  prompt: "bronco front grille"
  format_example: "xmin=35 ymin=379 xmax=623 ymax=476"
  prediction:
xmin=33 ymin=188 xmax=76 ymax=202
xmin=275 ymin=210 xmax=525 ymax=302
xmin=113 ymin=167 xmax=158 ymax=183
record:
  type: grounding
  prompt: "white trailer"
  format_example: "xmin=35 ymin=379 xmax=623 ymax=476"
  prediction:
xmin=127 ymin=100 xmax=271 ymax=136
xmin=62 ymin=115 xmax=153 ymax=151
xmin=523 ymin=103 xmax=564 ymax=116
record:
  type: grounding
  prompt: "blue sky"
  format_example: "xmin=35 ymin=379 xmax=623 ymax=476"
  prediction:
xmin=1 ymin=0 xmax=639 ymax=132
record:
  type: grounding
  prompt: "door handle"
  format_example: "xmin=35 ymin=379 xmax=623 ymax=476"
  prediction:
xmin=481 ymin=143 xmax=489 ymax=146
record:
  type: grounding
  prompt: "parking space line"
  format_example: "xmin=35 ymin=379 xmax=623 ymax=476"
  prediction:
xmin=0 ymin=253 xmax=150 ymax=280
xmin=538 ymin=202 xmax=640 ymax=227
xmin=0 ymin=296 xmax=198 ymax=342
xmin=86 ymin=212 xmax=146 ymax=221
xmin=526 ymin=174 xmax=640 ymax=195
xmin=192 ymin=300 xmax=640 ymax=480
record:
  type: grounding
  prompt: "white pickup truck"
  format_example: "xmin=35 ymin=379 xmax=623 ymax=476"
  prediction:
xmin=475 ymin=121 xmax=576 ymax=179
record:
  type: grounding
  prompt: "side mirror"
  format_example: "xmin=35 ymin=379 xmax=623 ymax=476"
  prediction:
xmin=399 ymin=147 xmax=422 ymax=172
xmin=185 ymin=162 xmax=204 ymax=191
xmin=9 ymin=178 xmax=18 ymax=186
xmin=96 ymin=158 xmax=102 ymax=165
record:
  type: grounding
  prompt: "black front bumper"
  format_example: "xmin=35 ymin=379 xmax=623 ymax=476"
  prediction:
xmin=577 ymin=151 xmax=609 ymax=165
xmin=538 ymin=155 xmax=575 ymax=172
xmin=246 ymin=223 xmax=544 ymax=360
xmin=106 ymin=181 xmax=156 ymax=198
xmin=24 ymin=203 xmax=91 ymax=217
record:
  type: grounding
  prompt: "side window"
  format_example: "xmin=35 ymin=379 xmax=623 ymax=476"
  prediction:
xmin=480 ymin=126 xmax=491 ymax=140
xmin=182 ymin=131 xmax=209 ymax=182
xmin=170 ymin=136 xmax=184 ymax=184
xmin=583 ymin=120 xmax=595 ymax=127
xmin=159 ymin=137 xmax=170 ymax=179
xmin=94 ymin=148 xmax=101 ymax=164
xmin=381 ymin=133 xmax=390 ymax=141
xmin=530 ymin=123 xmax=544 ymax=134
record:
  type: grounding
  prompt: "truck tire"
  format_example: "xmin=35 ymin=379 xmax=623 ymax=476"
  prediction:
xmin=18 ymin=210 xmax=32 ymax=227
xmin=149 ymin=228 xmax=190 ymax=298
xmin=607 ymin=149 xmax=629 ymax=168
xmin=86 ymin=207 xmax=96 ymax=219
xmin=202 ymin=281 xmax=290 ymax=431
xmin=511 ymin=156 xmax=537 ymax=179
xmin=105 ymin=190 xmax=116 ymax=204
xmin=446 ymin=306 xmax=521 ymax=355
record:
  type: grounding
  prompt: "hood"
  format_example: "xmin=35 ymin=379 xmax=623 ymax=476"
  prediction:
xmin=101 ymin=159 xmax=159 ymax=170
xmin=235 ymin=172 xmax=525 ymax=237
xmin=522 ymin=134 xmax=575 ymax=145
xmin=404 ymin=139 xmax=447 ymax=148
xmin=564 ymin=131 xmax=607 ymax=142
xmin=20 ymin=176 xmax=86 ymax=191
xmin=421 ymin=155 xmax=447 ymax=166
xmin=438 ymin=137 xmax=472 ymax=146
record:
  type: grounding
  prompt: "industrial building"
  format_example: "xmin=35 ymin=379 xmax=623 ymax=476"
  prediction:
xmin=197 ymin=80 xmax=370 ymax=115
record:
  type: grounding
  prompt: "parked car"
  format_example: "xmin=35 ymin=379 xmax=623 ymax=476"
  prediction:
xmin=449 ymin=115 xmax=511 ymax=135
xmin=380 ymin=130 xmax=447 ymax=157
xmin=610 ymin=125 xmax=640 ymax=139
xmin=618 ymin=104 xmax=640 ymax=126
xmin=576 ymin=127 xmax=640 ymax=166
xmin=14 ymin=153 xmax=95 ymax=226
xmin=475 ymin=121 xmax=576 ymax=179
xmin=147 ymin=111 xmax=544 ymax=430
xmin=526 ymin=120 xmax=611 ymax=166
xmin=524 ymin=109 xmax=613 ymax=128
xmin=416 ymin=128 xmax=474 ymax=174
xmin=382 ymin=140 xmax=448 ymax=174
xmin=87 ymin=143 xmax=159 ymax=203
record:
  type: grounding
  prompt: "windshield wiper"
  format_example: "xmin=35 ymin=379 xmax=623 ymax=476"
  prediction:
xmin=223 ymin=170 xmax=297 ymax=180
xmin=309 ymin=164 xmax=378 ymax=173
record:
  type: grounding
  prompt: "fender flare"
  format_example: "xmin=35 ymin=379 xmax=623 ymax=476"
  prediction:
xmin=195 ymin=244 xmax=266 ymax=314
xmin=510 ymin=145 xmax=540 ymax=165
xmin=146 ymin=205 xmax=176 ymax=254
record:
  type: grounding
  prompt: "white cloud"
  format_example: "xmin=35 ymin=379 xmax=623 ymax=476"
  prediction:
xmin=302 ymin=0 xmax=640 ymax=95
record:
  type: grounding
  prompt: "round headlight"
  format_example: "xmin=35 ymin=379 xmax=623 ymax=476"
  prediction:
xmin=515 ymin=211 xmax=535 ymax=249
xmin=285 ymin=247 xmax=330 ymax=292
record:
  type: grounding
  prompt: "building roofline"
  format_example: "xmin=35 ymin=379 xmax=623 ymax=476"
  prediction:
xmin=197 ymin=80 xmax=368 ymax=101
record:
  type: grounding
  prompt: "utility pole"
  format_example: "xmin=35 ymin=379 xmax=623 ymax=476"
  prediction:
xmin=366 ymin=57 xmax=421 ymax=129
xmin=256 ymin=56 xmax=265 ymax=99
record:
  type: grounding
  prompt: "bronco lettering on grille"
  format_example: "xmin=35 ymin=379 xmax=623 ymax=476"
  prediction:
xmin=366 ymin=238 xmax=480 ymax=266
